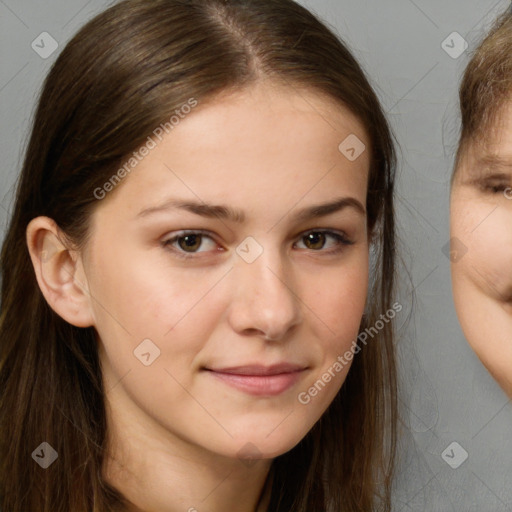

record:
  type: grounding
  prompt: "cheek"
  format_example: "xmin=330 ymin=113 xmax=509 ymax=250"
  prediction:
xmin=304 ymin=253 xmax=369 ymax=356
xmin=451 ymin=195 xmax=512 ymax=396
xmin=292 ymin=259 xmax=368 ymax=420
xmin=474 ymin=211 xmax=512 ymax=297
xmin=87 ymin=241 xmax=230 ymax=368
xmin=452 ymin=197 xmax=512 ymax=300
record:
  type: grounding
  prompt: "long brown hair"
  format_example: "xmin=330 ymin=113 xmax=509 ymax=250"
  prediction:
xmin=0 ymin=1 xmax=397 ymax=510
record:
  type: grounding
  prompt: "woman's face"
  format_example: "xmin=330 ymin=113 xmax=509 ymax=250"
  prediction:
xmin=80 ymin=82 xmax=370 ymax=461
xmin=450 ymin=101 xmax=512 ymax=396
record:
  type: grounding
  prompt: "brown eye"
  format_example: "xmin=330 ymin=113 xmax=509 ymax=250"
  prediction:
xmin=162 ymin=231 xmax=219 ymax=258
xmin=177 ymin=234 xmax=203 ymax=252
xmin=303 ymin=232 xmax=326 ymax=250
xmin=295 ymin=230 xmax=352 ymax=253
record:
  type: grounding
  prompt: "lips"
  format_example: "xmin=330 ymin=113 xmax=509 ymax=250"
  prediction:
xmin=204 ymin=363 xmax=308 ymax=396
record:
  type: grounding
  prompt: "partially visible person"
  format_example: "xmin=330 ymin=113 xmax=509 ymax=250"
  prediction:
xmin=451 ymin=8 xmax=512 ymax=396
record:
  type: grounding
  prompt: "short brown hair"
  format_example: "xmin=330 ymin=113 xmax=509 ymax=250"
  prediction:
xmin=455 ymin=8 xmax=512 ymax=168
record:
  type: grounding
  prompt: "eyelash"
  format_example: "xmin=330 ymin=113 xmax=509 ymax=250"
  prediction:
xmin=475 ymin=178 xmax=510 ymax=194
xmin=480 ymin=183 xmax=508 ymax=194
xmin=161 ymin=229 xmax=354 ymax=260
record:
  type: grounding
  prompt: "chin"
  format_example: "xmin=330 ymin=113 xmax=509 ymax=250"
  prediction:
xmin=218 ymin=424 xmax=312 ymax=461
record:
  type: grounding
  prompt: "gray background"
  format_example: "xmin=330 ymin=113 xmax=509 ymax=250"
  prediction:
xmin=1 ymin=0 xmax=511 ymax=510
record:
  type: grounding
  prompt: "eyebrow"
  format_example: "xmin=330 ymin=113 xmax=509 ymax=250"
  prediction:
xmin=463 ymin=155 xmax=512 ymax=183
xmin=475 ymin=155 xmax=512 ymax=172
xmin=136 ymin=196 xmax=366 ymax=223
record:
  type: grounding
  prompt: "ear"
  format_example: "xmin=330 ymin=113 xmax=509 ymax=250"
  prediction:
xmin=26 ymin=216 xmax=95 ymax=328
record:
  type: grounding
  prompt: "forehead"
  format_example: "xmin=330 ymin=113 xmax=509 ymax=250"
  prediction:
xmin=186 ymin=81 xmax=368 ymax=144
xmin=183 ymin=88 xmax=362 ymax=156
xmin=457 ymin=100 xmax=512 ymax=169
xmin=89 ymin=81 xmax=371 ymax=229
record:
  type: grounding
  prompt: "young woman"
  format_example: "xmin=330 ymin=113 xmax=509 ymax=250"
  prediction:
xmin=450 ymin=8 xmax=512 ymax=398
xmin=0 ymin=1 xmax=398 ymax=510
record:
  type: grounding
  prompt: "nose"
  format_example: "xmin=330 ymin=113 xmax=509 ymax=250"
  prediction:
xmin=227 ymin=249 xmax=302 ymax=341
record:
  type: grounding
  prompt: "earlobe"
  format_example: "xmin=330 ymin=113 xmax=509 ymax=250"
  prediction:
xmin=26 ymin=216 xmax=95 ymax=328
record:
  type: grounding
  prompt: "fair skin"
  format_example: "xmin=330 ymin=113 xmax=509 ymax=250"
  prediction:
xmin=451 ymin=100 xmax=512 ymax=397
xmin=26 ymin=81 xmax=370 ymax=512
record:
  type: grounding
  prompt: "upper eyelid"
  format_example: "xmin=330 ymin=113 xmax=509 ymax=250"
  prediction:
xmin=468 ymin=172 xmax=511 ymax=183
xmin=464 ymin=176 xmax=508 ymax=190
xmin=471 ymin=177 xmax=510 ymax=189
xmin=294 ymin=229 xmax=351 ymax=244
